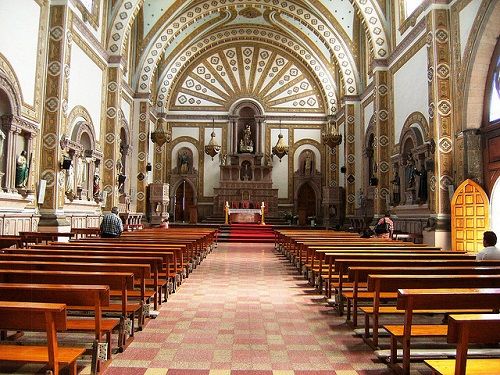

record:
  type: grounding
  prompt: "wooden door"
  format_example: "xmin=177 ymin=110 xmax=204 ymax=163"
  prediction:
xmin=297 ymin=183 xmax=316 ymax=225
xmin=175 ymin=181 xmax=194 ymax=222
xmin=451 ymin=179 xmax=490 ymax=252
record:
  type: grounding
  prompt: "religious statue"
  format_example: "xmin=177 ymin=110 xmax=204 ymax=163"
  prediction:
xmin=0 ymin=129 xmax=5 ymax=158
xmin=405 ymin=153 xmax=416 ymax=189
xmin=391 ymin=170 xmax=401 ymax=205
xmin=93 ymin=172 xmax=100 ymax=199
xmin=304 ymin=150 xmax=312 ymax=175
xmin=179 ymin=151 xmax=189 ymax=174
xmin=220 ymin=153 xmax=227 ymax=166
xmin=239 ymin=124 xmax=254 ymax=153
xmin=15 ymin=151 xmax=29 ymax=188
xmin=65 ymin=163 xmax=75 ymax=194
xmin=240 ymin=161 xmax=252 ymax=181
xmin=414 ymin=162 xmax=428 ymax=204
xmin=76 ymin=156 xmax=86 ymax=188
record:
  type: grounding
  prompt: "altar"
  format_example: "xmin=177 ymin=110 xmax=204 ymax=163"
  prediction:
xmin=227 ymin=208 xmax=262 ymax=224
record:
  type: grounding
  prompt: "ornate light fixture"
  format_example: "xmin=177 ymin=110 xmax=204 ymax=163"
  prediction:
xmin=204 ymin=118 xmax=221 ymax=160
xmin=322 ymin=112 xmax=342 ymax=149
xmin=151 ymin=106 xmax=172 ymax=147
xmin=272 ymin=119 xmax=289 ymax=162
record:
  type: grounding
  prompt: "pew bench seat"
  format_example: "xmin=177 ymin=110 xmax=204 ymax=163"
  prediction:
xmin=424 ymin=358 xmax=500 ymax=375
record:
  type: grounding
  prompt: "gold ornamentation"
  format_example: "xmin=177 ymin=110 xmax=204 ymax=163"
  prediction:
xmin=239 ymin=6 xmax=262 ymax=19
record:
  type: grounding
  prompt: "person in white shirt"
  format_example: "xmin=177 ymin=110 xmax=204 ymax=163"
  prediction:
xmin=476 ymin=231 xmax=500 ymax=260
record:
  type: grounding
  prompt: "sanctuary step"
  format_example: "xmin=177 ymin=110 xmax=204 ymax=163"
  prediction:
xmin=218 ymin=224 xmax=275 ymax=243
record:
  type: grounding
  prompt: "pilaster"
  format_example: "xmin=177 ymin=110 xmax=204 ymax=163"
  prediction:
xmin=102 ymin=63 xmax=122 ymax=211
xmin=38 ymin=4 xmax=72 ymax=229
xmin=427 ymin=8 xmax=454 ymax=222
xmin=344 ymin=102 xmax=356 ymax=216
xmin=373 ymin=68 xmax=391 ymax=216
xmin=136 ymin=100 xmax=150 ymax=214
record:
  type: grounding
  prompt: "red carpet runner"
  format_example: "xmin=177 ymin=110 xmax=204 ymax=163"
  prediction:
xmin=220 ymin=224 xmax=275 ymax=243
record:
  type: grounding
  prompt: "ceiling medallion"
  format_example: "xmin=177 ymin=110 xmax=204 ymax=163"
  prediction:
xmin=239 ymin=6 xmax=262 ymax=19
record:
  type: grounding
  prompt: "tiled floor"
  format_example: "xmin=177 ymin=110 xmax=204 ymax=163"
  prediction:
xmin=105 ymin=243 xmax=392 ymax=374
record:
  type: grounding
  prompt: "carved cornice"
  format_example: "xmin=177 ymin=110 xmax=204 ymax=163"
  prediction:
xmin=389 ymin=17 xmax=426 ymax=67
xmin=1 ymin=114 xmax=39 ymax=134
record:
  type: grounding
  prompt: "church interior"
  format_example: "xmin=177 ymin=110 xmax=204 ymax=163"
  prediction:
xmin=0 ymin=0 xmax=499 ymax=374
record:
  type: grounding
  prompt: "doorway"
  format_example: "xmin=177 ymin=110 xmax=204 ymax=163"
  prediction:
xmin=490 ymin=177 xmax=500 ymax=237
xmin=297 ymin=183 xmax=316 ymax=225
xmin=174 ymin=180 xmax=194 ymax=222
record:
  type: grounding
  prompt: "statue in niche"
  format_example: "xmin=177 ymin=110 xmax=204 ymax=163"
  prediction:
xmin=239 ymin=124 xmax=254 ymax=153
xmin=304 ymin=150 xmax=313 ymax=175
xmin=220 ymin=153 xmax=227 ymax=166
xmin=240 ymin=161 xmax=252 ymax=181
xmin=0 ymin=129 xmax=5 ymax=158
xmin=65 ymin=163 xmax=75 ymax=194
xmin=15 ymin=151 xmax=29 ymax=188
xmin=414 ymin=160 xmax=428 ymax=204
xmin=76 ymin=156 xmax=87 ymax=188
xmin=391 ymin=169 xmax=401 ymax=205
xmin=93 ymin=172 xmax=100 ymax=199
xmin=178 ymin=150 xmax=190 ymax=174
xmin=405 ymin=153 xmax=416 ymax=189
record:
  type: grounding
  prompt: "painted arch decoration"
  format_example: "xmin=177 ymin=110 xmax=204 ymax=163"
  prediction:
xmin=167 ymin=42 xmax=326 ymax=112
xmin=135 ymin=0 xmax=361 ymax=97
xmin=107 ymin=0 xmax=144 ymax=55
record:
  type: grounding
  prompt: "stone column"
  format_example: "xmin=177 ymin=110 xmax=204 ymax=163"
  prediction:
xmin=38 ymin=5 xmax=72 ymax=230
xmin=426 ymin=9 xmax=454 ymax=248
xmin=373 ymin=67 xmax=391 ymax=217
xmin=102 ymin=60 xmax=122 ymax=211
xmin=135 ymin=98 xmax=151 ymax=215
xmin=344 ymin=101 xmax=357 ymax=217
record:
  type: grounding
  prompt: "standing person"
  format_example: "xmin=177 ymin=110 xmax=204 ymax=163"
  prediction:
xmin=476 ymin=231 xmax=500 ymax=260
xmin=100 ymin=206 xmax=123 ymax=238
xmin=374 ymin=212 xmax=394 ymax=239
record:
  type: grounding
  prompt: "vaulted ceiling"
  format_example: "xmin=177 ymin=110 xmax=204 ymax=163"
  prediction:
xmin=107 ymin=0 xmax=390 ymax=114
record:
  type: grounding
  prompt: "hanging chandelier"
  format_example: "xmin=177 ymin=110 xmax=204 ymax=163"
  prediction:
xmin=151 ymin=106 xmax=172 ymax=147
xmin=272 ymin=119 xmax=289 ymax=162
xmin=204 ymin=118 xmax=221 ymax=160
xmin=322 ymin=113 xmax=342 ymax=149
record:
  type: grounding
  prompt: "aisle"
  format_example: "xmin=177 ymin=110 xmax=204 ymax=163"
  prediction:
xmin=105 ymin=243 xmax=388 ymax=374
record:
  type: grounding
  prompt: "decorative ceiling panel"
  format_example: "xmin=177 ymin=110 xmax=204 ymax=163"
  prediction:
xmin=170 ymin=43 xmax=324 ymax=112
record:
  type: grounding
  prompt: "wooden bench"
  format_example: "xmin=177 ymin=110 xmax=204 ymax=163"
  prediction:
xmin=0 ymin=269 xmax=137 ymax=348
xmin=0 ymin=260 xmax=152 ymax=330
xmin=0 ymin=283 xmax=119 ymax=372
xmin=425 ymin=313 xmax=500 ymax=375
xmin=386 ymin=287 xmax=500 ymax=374
xmin=347 ymin=265 xmax=500 ymax=326
xmin=0 ymin=301 xmax=86 ymax=375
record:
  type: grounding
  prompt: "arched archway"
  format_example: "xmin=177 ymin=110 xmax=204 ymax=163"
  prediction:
xmin=451 ymin=179 xmax=490 ymax=253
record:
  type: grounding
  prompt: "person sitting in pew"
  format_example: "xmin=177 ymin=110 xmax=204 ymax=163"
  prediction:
xmin=476 ymin=231 xmax=500 ymax=260
xmin=100 ymin=206 xmax=123 ymax=238
xmin=374 ymin=212 xmax=394 ymax=239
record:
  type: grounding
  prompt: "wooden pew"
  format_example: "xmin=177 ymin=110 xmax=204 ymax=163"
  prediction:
xmin=9 ymin=246 xmax=173 ymax=303
xmin=323 ymin=252 xmax=475 ymax=300
xmin=381 ymin=286 xmax=500 ymax=374
xmin=425 ymin=313 xmax=500 ymax=375
xmin=0 ymin=283 xmax=119 ymax=371
xmin=0 ymin=301 xmax=86 ymax=375
xmin=0 ymin=253 xmax=162 ymax=310
xmin=0 ymin=269 xmax=136 ymax=348
xmin=365 ymin=275 xmax=500 ymax=348
xmin=385 ymin=290 xmax=500 ymax=373
xmin=0 ymin=261 xmax=151 ymax=330
xmin=347 ymin=264 xmax=500 ymax=326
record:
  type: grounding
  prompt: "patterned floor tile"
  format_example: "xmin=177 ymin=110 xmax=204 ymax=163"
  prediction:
xmin=104 ymin=243 xmax=393 ymax=374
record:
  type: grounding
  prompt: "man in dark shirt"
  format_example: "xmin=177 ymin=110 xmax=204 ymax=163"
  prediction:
xmin=100 ymin=206 xmax=123 ymax=238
